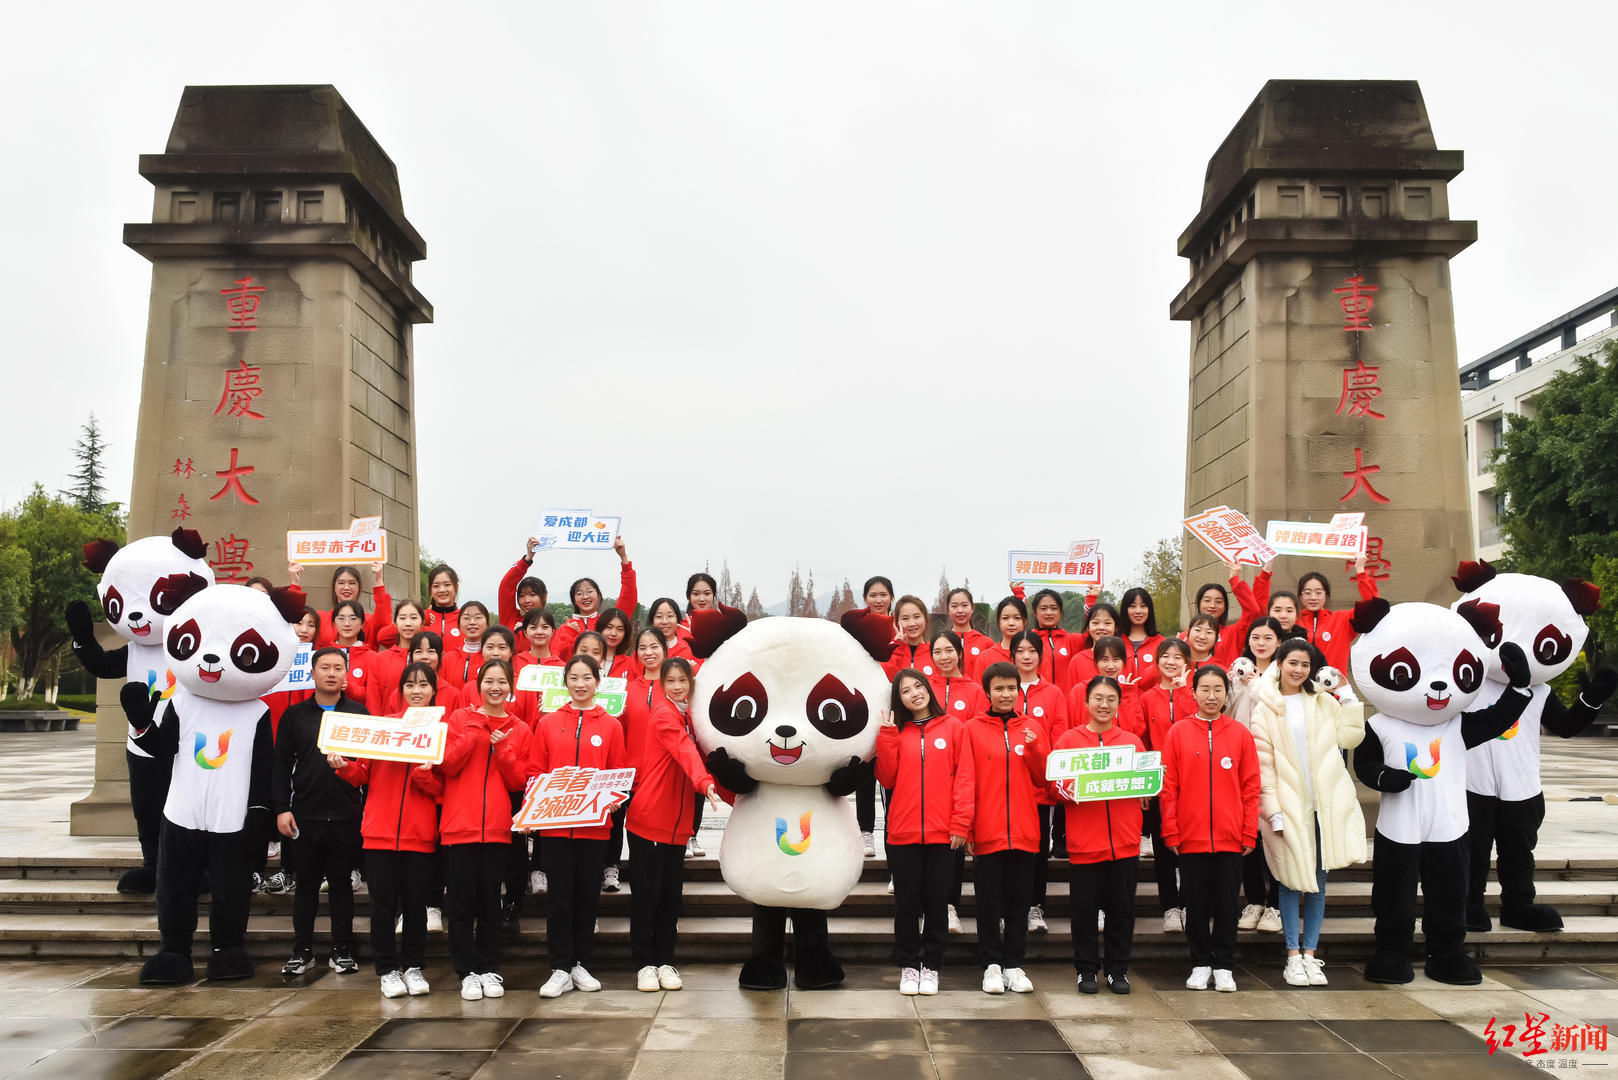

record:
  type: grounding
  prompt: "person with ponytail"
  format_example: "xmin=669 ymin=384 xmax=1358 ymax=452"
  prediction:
xmin=367 ymin=600 xmax=426 ymax=716
xmin=1008 ymin=629 xmax=1068 ymax=935
xmin=496 ymin=537 xmax=550 ymax=630
xmin=648 ymin=597 xmax=694 ymax=660
xmin=883 ymin=595 xmax=935 ymax=678
xmin=287 ymin=560 xmax=394 ymax=649
xmin=1189 ymin=562 xmax=1264 ymax=671
xmin=1139 ymin=638 xmax=1196 ymax=933
xmin=1117 ymin=587 xmax=1165 ymax=685
xmin=945 ymin=587 xmax=996 ymax=676
xmin=550 ymin=536 xmax=639 ymax=660
xmin=423 ymin=564 xmax=463 ymax=641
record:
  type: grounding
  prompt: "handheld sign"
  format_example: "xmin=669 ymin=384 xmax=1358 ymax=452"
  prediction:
xmin=270 ymin=642 xmax=313 ymax=694
xmin=318 ymin=708 xmax=447 ymax=765
xmin=1184 ymin=506 xmax=1277 ymax=567
xmin=1046 ymin=746 xmax=1163 ymax=801
xmin=515 ymin=665 xmax=629 ymax=716
xmin=513 ymin=765 xmax=635 ymax=831
xmin=287 ymin=526 xmax=388 ymax=565
xmin=1265 ymin=519 xmax=1368 ymax=559
xmin=1008 ymin=546 xmax=1105 ymax=589
xmin=533 ymin=509 xmax=621 ymax=552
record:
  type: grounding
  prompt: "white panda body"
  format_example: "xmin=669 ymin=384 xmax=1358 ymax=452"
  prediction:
xmin=160 ymin=692 xmax=271 ymax=833
xmin=719 ymin=785 xmax=861 ymax=910
xmin=1364 ymin=712 xmax=1469 ymax=844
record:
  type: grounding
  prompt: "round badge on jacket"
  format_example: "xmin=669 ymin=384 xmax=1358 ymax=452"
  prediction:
xmin=934 ymin=737 xmax=947 ymax=750
xmin=591 ymin=734 xmax=603 ymax=747
xmin=1033 ymin=706 xmax=1045 ymax=718
xmin=1220 ymin=756 xmax=1233 ymax=769
xmin=352 ymin=668 xmax=363 ymax=678
xmin=1013 ymin=744 xmax=1025 ymax=756
xmin=1143 ymin=653 xmax=1154 ymax=664
xmin=1321 ymin=631 xmax=1332 ymax=642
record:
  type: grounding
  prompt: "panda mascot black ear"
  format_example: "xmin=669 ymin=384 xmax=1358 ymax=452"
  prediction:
xmin=840 ymin=609 xmax=897 ymax=663
xmin=1564 ymin=579 xmax=1601 ymax=617
xmin=1350 ymin=598 xmax=1390 ymax=635
xmin=690 ymin=604 xmax=749 ymax=659
xmin=170 ymin=528 xmax=208 ymax=561
xmin=270 ymin=585 xmax=308 ymax=624
xmin=1451 ymin=559 xmax=1498 ymax=593
xmin=83 ymin=539 xmax=121 ymax=574
xmin=1456 ymin=597 xmax=1504 ymax=645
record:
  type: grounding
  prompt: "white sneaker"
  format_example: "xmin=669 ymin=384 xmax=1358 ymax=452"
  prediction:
xmin=862 ymin=832 xmax=876 ymax=857
xmin=1237 ymin=903 xmax=1263 ymax=930
xmin=918 ymin=967 xmax=939 ymax=995
xmin=1027 ymin=905 xmax=1048 ymax=933
xmin=403 ymin=967 xmax=429 ymax=996
xmin=1097 ymin=910 xmax=1106 ymax=931
xmin=1283 ymin=954 xmax=1310 ymax=987
xmin=602 ymin=866 xmax=621 ymax=892
xmin=1213 ymin=968 xmax=1237 ymax=992
xmin=460 ymin=974 xmax=484 ymax=1001
xmin=1162 ymin=907 xmax=1184 ymax=933
xmin=687 ymin=836 xmax=705 ymax=857
xmin=351 ymin=869 xmax=364 ymax=894
xmin=657 ymin=965 xmax=682 ymax=990
xmin=539 ymin=969 xmax=574 ymax=998
xmin=266 ymin=841 xmax=280 ymax=859
xmin=529 ymin=871 xmax=548 ymax=895
xmin=479 ymin=972 xmax=505 ymax=998
xmin=380 ymin=970 xmax=407 ymax=998
xmin=1186 ymin=965 xmax=1212 ymax=990
xmin=886 ymin=877 xmax=894 ymax=895
xmin=899 ymin=967 xmax=921 ymax=995
xmin=571 ymin=964 xmax=601 ymax=992
xmin=637 ymin=965 xmax=660 ymax=992
xmin=947 ymin=905 xmax=962 ymax=934
xmin=1004 ymin=967 xmax=1034 ymax=993
xmin=1257 ymin=906 xmax=1283 ymax=933
xmin=982 ymin=964 xmax=1005 ymax=994
xmin=1303 ymin=956 xmax=1328 ymax=986
xmin=426 ymin=906 xmax=443 ymax=932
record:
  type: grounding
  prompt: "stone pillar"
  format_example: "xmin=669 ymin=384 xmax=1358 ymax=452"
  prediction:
xmin=1174 ymin=81 xmax=1477 ymax=620
xmin=71 ymin=85 xmax=432 ymax=835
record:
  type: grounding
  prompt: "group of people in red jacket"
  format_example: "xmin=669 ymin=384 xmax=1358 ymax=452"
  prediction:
xmin=252 ymin=538 xmax=1378 ymax=1001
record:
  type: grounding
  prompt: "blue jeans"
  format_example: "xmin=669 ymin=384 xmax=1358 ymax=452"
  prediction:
xmin=1278 ymin=814 xmax=1327 ymax=952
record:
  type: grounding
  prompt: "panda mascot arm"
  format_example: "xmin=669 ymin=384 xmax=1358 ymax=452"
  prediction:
xmin=246 ymin=706 xmax=276 ymax=829
xmin=1543 ymin=665 xmax=1618 ymax=736
xmin=1353 ymin=733 xmax=1412 ymax=793
xmin=123 ymin=682 xmax=179 ymax=758
xmin=1460 ymin=641 xmax=1533 ymax=748
xmin=67 ymin=600 xmax=127 ymax=679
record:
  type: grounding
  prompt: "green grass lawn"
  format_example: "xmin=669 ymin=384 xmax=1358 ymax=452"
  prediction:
xmin=0 ymin=694 xmax=97 ymax=713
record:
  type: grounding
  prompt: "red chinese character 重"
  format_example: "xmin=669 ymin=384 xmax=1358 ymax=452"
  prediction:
xmin=209 ymin=448 xmax=260 ymax=506
xmin=219 ymin=276 xmax=266 ymax=332
xmin=214 ymin=360 xmax=265 ymax=420
xmin=1336 ymin=360 xmax=1386 ymax=419
xmin=1339 ymin=447 xmax=1391 ymax=504
xmin=209 ymin=534 xmax=254 ymax=584
xmin=1334 ymin=274 xmax=1378 ymax=331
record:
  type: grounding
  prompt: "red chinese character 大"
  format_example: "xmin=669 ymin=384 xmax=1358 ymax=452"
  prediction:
xmin=1339 ymin=447 xmax=1391 ymax=504
xmin=214 ymin=360 xmax=265 ymax=420
xmin=171 ymin=458 xmax=195 ymax=478
xmin=1520 ymin=1012 xmax=1550 ymax=1058
xmin=219 ymin=276 xmax=266 ymax=332
xmin=1336 ymin=360 xmax=1386 ymax=419
xmin=171 ymin=494 xmax=192 ymax=522
xmin=209 ymin=534 xmax=254 ymax=584
xmin=209 ymin=448 xmax=260 ymax=506
xmin=1334 ymin=274 xmax=1378 ymax=331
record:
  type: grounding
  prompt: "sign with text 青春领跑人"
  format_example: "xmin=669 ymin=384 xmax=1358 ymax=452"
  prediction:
xmin=515 ymin=665 xmax=628 ymax=716
xmin=318 ymin=707 xmax=447 ymax=765
xmin=1009 ymin=540 xmax=1105 ymax=589
xmin=1045 ymin=745 xmax=1163 ymax=801
xmin=533 ymin=509 xmax=620 ymax=551
xmin=513 ymin=765 xmax=635 ymax=831
xmin=1265 ymin=513 xmax=1368 ymax=559
xmin=1184 ymin=506 xmax=1278 ymax=567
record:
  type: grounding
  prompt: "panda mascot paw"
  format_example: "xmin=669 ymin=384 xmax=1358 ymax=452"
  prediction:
xmin=1362 ymin=949 xmax=1414 ymax=985
xmin=1500 ymin=903 xmax=1564 ymax=932
xmin=792 ymin=940 xmax=846 ymax=991
xmin=738 ymin=954 xmax=789 ymax=992
xmin=116 ymin=866 xmax=158 ymax=895
xmin=140 ymin=950 xmax=195 ymax=986
xmin=1424 ymin=951 xmax=1484 ymax=986
xmin=206 ymin=946 xmax=255 ymax=981
xmin=1466 ymin=905 xmax=1492 ymax=934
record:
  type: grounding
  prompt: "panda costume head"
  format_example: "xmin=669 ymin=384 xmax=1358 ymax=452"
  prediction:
xmin=1450 ymin=559 xmax=1596 ymax=686
xmin=165 ymin=584 xmax=300 ymax=701
xmin=86 ymin=528 xmax=213 ymax=647
xmin=1350 ymin=598 xmax=1498 ymax=725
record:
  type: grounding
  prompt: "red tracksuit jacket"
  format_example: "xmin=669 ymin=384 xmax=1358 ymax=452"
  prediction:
xmin=953 ymin=627 xmax=998 ymax=679
xmin=1122 ymin=633 xmax=1164 ymax=685
xmin=884 ymin=640 xmax=936 ymax=680
xmin=962 ymin=710 xmax=1049 ymax=855
xmin=315 ymin=586 xmax=393 ymax=649
xmin=551 ymin=563 xmax=640 ymax=660
xmin=626 ymin=700 xmax=713 ymax=846
xmin=440 ymin=708 xmax=532 ymax=845
xmin=875 ymin=715 xmax=975 ymax=846
xmin=1065 ymin=679 xmax=1145 ymax=740
xmin=1159 ymin=712 xmax=1259 ymax=855
xmin=424 ymin=604 xmax=462 ymax=643
xmin=1139 ymin=683 xmax=1197 ymax=753
xmin=529 ymin=705 xmax=627 ymax=840
xmin=1017 ymin=680 xmax=1068 ymax=806
xmin=337 ymin=750 xmax=446 ymax=854
xmin=1053 ymin=725 xmax=1145 ymax=864
xmin=929 ymin=675 xmax=987 ymax=724
xmin=1254 ymin=569 xmax=1380 ymax=674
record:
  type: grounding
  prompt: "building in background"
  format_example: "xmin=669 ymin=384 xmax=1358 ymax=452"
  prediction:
xmin=1460 ymin=287 xmax=1618 ymax=561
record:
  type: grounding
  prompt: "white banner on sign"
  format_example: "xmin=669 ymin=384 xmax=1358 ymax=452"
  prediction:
xmin=287 ymin=528 xmax=388 ymax=565
xmin=1184 ymin=506 xmax=1277 ymax=567
xmin=533 ymin=509 xmax=621 ymax=551
xmin=270 ymin=643 xmax=313 ymax=693
xmin=1008 ymin=549 xmax=1105 ymax=588
xmin=1265 ymin=519 xmax=1368 ymax=558
xmin=318 ymin=711 xmax=448 ymax=765
xmin=513 ymin=766 xmax=635 ymax=830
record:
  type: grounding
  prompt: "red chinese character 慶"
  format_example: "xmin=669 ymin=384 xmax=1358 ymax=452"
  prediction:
xmin=219 ymin=276 xmax=266 ymax=332
xmin=208 ymin=534 xmax=254 ymax=583
xmin=209 ymin=448 xmax=260 ymax=506
xmin=214 ymin=360 xmax=265 ymax=420
xmin=1339 ymin=447 xmax=1391 ymax=504
xmin=1336 ymin=360 xmax=1386 ymax=419
xmin=1334 ymin=274 xmax=1378 ymax=331
xmin=172 ymin=458 xmax=195 ymax=478
xmin=171 ymin=494 xmax=192 ymax=522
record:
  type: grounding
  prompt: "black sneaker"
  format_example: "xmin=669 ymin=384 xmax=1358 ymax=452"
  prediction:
xmin=1107 ymin=973 xmax=1131 ymax=995
xmin=329 ymin=947 xmax=359 ymax=975
xmin=1077 ymin=972 xmax=1098 ymax=995
xmin=281 ymin=948 xmax=314 ymax=977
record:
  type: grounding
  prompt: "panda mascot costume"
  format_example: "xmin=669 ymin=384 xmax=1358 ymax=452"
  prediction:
xmin=121 ymin=584 xmax=301 ymax=985
xmin=689 ymin=605 xmax=894 ymax=991
xmin=1451 ymin=561 xmax=1617 ymax=932
xmin=1349 ymin=597 xmax=1534 ymax=985
xmin=66 ymin=529 xmax=214 ymax=894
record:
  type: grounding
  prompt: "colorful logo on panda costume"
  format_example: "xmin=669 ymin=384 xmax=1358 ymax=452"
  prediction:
xmin=1404 ymin=737 xmax=1441 ymax=779
xmin=146 ymin=669 xmax=176 ymax=701
xmin=774 ymin=811 xmax=812 ymax=856
xmin=193 ymin=730 xmax=232 ymax=770
xmin=1496 ymin=719 xmax=1521 ymax=741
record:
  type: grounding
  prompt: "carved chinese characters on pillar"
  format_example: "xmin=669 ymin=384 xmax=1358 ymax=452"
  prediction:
xmin=210 ymin=534 xmax=254 ymax=584
xmin=219 ymin=276 xmax=265 ymax=332
xmin=215 ymin=360 xmax=265 ymax=420
xmin=1331 ymin=272 xmax=1389 ymax=580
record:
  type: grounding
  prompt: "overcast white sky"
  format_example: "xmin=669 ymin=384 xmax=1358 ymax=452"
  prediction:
xmin=4 ymin=2 xmax=1616 ymax=609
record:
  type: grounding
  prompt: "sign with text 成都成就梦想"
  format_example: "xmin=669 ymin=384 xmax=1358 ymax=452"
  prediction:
xmin=1009 ymin=542 xmax=1104 ymax=589
xmin=533 ymin=509 xmax=620 ymax=551
xmin=1184 ymin=506 xmax=1278 ymax=567
xmin=317 ymin=709 xmax=447 ymax=765
xmin=513 ymin=765 xmax=635 ymax=831
xmin=515 ymin=665 xmax=628 ymax=716
xmin=1045 ymin=746 xmax=1163 ymax=801
xmin=1265 ymin=514 xmax=1368 ymax=559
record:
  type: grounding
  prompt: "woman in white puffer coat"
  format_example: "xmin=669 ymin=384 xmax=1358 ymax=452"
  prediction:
xmin=1250 ymin=638 xmax=1366 ymax=987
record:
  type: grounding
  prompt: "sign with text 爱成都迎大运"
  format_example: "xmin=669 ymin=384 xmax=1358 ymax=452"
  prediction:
xmin=533 ymin=510 xmax=620 ymax=551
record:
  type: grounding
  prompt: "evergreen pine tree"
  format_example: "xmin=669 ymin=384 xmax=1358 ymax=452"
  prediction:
xmin=62 ymin=414 xmax=109 ymax=514
xmin=745 ymin=588 xmax=766 ymax=620
xmin=803 ymin=571 xmax=820 ymax=618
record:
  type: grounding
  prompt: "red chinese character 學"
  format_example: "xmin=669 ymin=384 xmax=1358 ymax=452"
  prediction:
xmin=171 ymin=494 xmax=192 ymax=522
xmin=1339 ymin=447 xmax=1391 ymax=504
xmin=171 ymin=458 xmax=195 ymax=478
xmin=209 ymin=534 xmax=254 ymax=584
xmin=1336 ymin=360 xmax=1386 ymax=419
xmin=214 ymin=360 xmax=265 ymax=420
xmin=1351 ymin=536 xmax=1392 ymax=583
xmin=209 ymin=448 xmax=260 ymax=506
xmin=219 ymin=276 xmax=266 ymax=332
xmin=1334 ymin=274 xmax=1378 ymax=331
xmin=1520 ymin=1012 xmax=1550 ymax=1058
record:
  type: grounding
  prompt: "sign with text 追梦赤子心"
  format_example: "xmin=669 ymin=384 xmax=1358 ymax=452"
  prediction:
xmin=318 ymin=709 xmax=447 ymax=765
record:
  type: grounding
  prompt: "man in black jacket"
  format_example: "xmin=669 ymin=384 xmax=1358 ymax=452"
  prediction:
xmin=273 ymin=647 xmax=368 ymax=976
